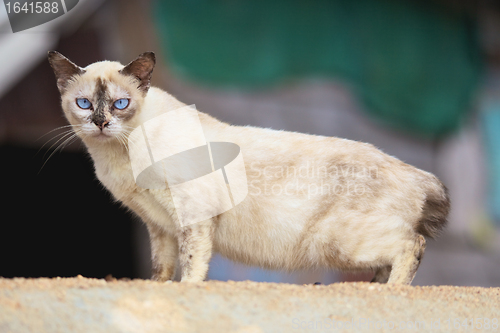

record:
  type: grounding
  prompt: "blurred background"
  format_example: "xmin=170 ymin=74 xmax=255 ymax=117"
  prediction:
xmin=1 ymin=0 xmax=500 ymax=287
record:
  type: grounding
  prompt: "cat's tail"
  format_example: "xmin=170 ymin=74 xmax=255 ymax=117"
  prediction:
xmin=415 ymin=175 xmax=450 ymax=239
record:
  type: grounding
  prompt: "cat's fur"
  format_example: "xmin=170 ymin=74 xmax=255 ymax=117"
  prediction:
xmin=48 ymin=51 xmax=450 ymax=284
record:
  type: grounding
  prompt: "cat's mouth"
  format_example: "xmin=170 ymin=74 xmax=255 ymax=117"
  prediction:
xmin=96 ymin=132 xmax=111 ymax=138
xmin=88 ymin=129 xmax=115 ymax=141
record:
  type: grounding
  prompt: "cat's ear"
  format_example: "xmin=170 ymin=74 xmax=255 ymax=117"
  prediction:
xmin=47 ymin=51 xmax=85 ymax=94
xmin=119 ymin=52 xmax=156 ymax=93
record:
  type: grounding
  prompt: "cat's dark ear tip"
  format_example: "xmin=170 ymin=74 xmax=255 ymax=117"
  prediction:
xmin=48 ymin=51 xmax=64 ymax=61
xmin=140 ymin=51 xmax=156 ymax=64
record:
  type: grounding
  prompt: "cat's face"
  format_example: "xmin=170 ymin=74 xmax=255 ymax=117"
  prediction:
xmin=48 ymin=51 xmax=155 ymax=144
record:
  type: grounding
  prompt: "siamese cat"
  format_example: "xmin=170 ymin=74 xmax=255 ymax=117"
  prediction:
xmin=48 ymin=51 xmax=449 ymax=284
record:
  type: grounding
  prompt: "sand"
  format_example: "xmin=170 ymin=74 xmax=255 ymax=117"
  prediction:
xmin=0 ymin=276 xmax=499 ymax=332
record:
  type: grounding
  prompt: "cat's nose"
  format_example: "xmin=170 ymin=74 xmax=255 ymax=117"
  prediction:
xmin=94 ymin=120 xmax=109 ymax=130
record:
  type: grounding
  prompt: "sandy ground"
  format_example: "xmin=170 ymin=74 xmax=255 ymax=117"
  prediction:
xmin=0 ymin=276 xmax=499 ymax=333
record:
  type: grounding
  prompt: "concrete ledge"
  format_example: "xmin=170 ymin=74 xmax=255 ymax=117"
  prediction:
xmin=0 ymin=277 xmax=499 ymax=332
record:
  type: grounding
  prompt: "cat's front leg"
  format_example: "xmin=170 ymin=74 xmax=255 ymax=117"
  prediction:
xmin=177 ymin=220 xmax=214 ymax=282
xmin=147 ymin=223 xmax=178 ymax=281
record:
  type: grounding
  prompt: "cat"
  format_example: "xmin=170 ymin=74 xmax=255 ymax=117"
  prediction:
xmin=48 ymin=51 xmax=450 ymax=284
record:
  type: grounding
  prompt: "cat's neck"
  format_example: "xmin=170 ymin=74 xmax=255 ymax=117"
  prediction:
xmin=85 ymin=138 xmax=131 ymax=180
xmin=85 ymin=139 xmax=128 ymax=163
xmin=84 ymin=138 xmax=136 ymax=197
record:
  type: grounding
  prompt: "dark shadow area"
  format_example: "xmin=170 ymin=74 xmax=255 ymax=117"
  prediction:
xmin=0 ymin=145 xmax=136 ymax=279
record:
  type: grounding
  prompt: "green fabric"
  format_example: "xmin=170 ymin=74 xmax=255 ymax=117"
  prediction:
xmin=153 ymin=0 xmax=483 ymax=138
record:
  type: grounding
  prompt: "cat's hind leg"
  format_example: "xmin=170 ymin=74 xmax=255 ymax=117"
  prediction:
xmin=387 ymin=235 xmax=426 ymax=284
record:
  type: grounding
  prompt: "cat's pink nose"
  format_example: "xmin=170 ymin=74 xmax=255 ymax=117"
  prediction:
xmin=94 ymin=120 xmax=109 ymax=130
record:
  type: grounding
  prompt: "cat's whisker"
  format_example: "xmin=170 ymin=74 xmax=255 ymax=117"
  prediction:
xmin=59 ymin=131 xmax=82 ymax=151
xmin=38 ymin=130 xmax=83 ymax=174
xmin=119 ymin=131 xmax=141 ymax=152
xmin=39 ymin=131 xmax=74 ymax=158
xmin=125 ymin=137 xmax=142 ymax=154
xmin=122 ymin=140 xmax=131 ymax=154
xmin=116 ymin=133 xmax=129 ymax=154
xmin=35 ymin=124 xmax=83 ymax=142
xmin=118 ymin=127 xmax=135 ymax=140
xmin=120 ymin=124 xmax=138 ymax=130
xmin=41 ymin=130 xmax=79 ymax=160
xmin=52 ymin=130 xmax=82 ymax=153
xmin=36 ymin=128 xmax=80 ymax=156
xmin=122 ymin=134 xmax=136 ymax=154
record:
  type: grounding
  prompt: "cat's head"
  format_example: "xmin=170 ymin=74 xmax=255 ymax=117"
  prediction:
xmin=48 ymin=51 xmax=155 ymax=144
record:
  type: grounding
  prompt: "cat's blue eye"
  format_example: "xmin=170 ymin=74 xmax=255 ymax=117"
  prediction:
xmin=113 ymin=98 xmax=129 ymax=110
xmin=76 ymin=98 xmax=92 ymax=109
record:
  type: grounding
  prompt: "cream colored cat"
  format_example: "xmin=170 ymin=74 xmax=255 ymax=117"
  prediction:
xmin=48 ymin=51 xmax=449 ymax=284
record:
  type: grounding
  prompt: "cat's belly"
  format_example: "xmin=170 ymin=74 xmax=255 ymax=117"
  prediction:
xmin=211 ymin=202 xmax=311 ymax=270
xmin=211 ymin=195 xmax=411 ymax=271
xmin=212 ymin=222 xmax=301 ymax=270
